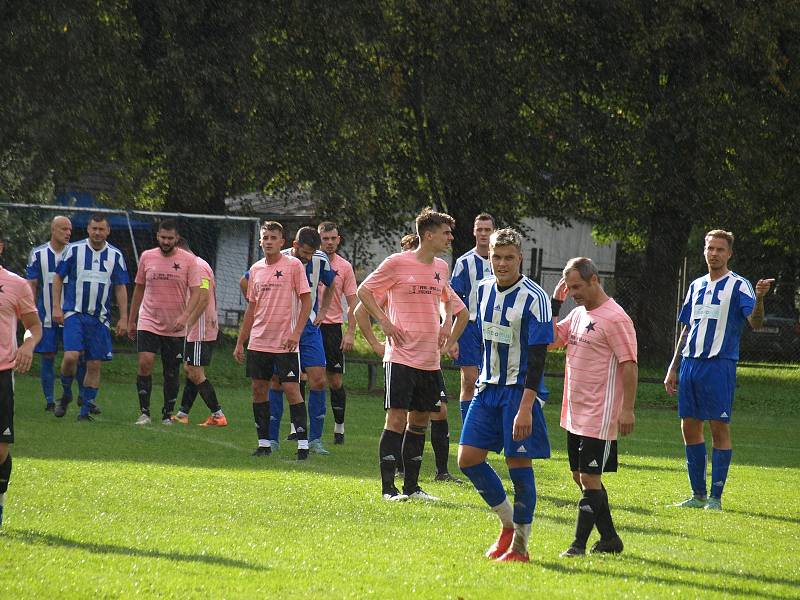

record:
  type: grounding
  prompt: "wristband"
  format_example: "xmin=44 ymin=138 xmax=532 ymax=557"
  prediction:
xmin=551 ymin=298 xmax=563 ymax=315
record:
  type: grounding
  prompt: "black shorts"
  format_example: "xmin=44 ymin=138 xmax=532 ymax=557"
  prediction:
xmin=184 ymin=340 xmax=215 ymax=367
xmin=320 ymin=323 xmax=345 ymax=373
xmin=383 ymin=362 xmax=443 ymax=413
xmin=246 ymin=350 xmax=301 ymax=383
xmin=435 ymin=370 xmax=448 ymax=404
xmin=567 ymin=431 xmax=618 ymax=474
xmin=137 ymin=331 xmax=185 ymax=365
xmin=0 ymin=369 xmax=14 ymax=444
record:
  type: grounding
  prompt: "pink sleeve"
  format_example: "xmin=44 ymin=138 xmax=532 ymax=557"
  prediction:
xmin=608 ymin=317 xmax=637 ymax=363
xmin=361 ymin=256 xmax=396 ymax=296
xmin=17 ymin=281 xmax=37 ymax=316
xmin=556 ymin=310 xmax=574 ymax=344
xmin=187 ymin=255 xmax=203 ymax=287
xmin=134 ymin=254 xmax=148 ymax=284
xmin=246 ymin=270 xmax=256 ymax=303
xmin=343 ymin=264 xmax=357 ymax=297
xmin=448 ymin=286 xmax=466 ymax=314
xmin=293 ymin=261 xmax=311 ymax=295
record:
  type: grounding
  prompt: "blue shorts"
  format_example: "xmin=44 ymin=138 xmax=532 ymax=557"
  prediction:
xmin=460 ymin=385 xmax=550 ymax=459
xmin=299 ymin=322 xmax=326 ymax=370
xmin=35 ymin=325 xmax=62 ymax=354
xmin=63 ymin=313 xmax=113 ymax=361
xmin=454 ymin=321 xmax=482 ymax=367
xmin=678 ymin=357 xmax=736 ymax=422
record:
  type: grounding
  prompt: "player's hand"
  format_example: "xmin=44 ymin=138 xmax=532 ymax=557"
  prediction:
xmin=284 ymin=333 xmax=300 ymax=352
xmin=233 ymin=343 xmax=245 ymax=364
xmin=341 ymin=332 xmax=355 ymax=352
xmin=173 ymin=314 xmax=188 ymax=333
xmin=512 ymin=409 xmax=532 ymax=442
xmin=379 ymin=317 xmax=405 ymax=346
xmin=447 ymin=344 xmax=460 ymax=360
xmin=754 ymin=278 xmax=775 ymax=298
xmin=52 ymin=307 xmax=64 ymax=325
xmin=663 ymin=369 xmax=677 ymax=396
xmin=13 ymin=345 xmax=34 ymax=373
xmin=437 ymin=325 xmax=450 ymax=351
xmin=115 ymin=318 xmax=128 ymax=338
xmin=552 ymin=277 xmax=568 ymax=302
xmin=128 ymin=327 xmax=137 ymax=341
xmin=369 ymin=340 xmax=385 ymax=356
xmin=618 ymin=409 xmax=635 ymax=436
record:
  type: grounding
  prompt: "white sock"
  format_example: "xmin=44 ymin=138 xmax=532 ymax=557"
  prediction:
xmin=511 ymin=522 xmax=531 ymax=554
xmin=297 ymin=439 xmax=309 ymax=450
xmin=258 ymin=439 xmax=271 ymax=448
xmin=176 ymin=411 xmax=188 ymax=418
xmin=213 ymin=410 xmax=223 ymax=417
xmin=491 ymin=498 xmax=514 ymax=529
xmin=334 ymin=423 xmax=344 ymax=434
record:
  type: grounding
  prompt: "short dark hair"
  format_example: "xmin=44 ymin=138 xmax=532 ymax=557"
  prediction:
xmin=158 ymin=218 xmax=178 ymax=233
xmin=175 ymin=238 xmax=191 ymax=252
xmin=474 ymin=213 xmax=496 ymax=227
xmin=318 ymin=221 xmax=338 ymax=234
xmin=415 ymin=207 xmax=455 ymax=238
xmin=295 ymin=226 xmax=321 ymax=249
xmin=89 ymin=213 xmax=108 ymax=225
xmin=261 ymin=221 xmax=284 ymax=236
xmin=563 ymin=257 xmax=598 ymax=282
xmin=400 ymin=233 xmax=419 ymax=251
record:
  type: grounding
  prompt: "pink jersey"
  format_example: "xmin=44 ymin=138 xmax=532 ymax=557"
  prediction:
xmin=187 ymin=257 xmax=218 ymax=343
xmin=0 ymin=267 xmax=38 ymax=371
xmin=361 ymin=252 xmax=452 ymax=371
xmin=320 ymin=253 xmax=357 ymax=325
xmin=246 ymin=254 xmax=310 ymax=353
xmin=556 ymin=298 xmax=637 ymax=441
xmin=135 ymin=248 xmax=202 ymax=337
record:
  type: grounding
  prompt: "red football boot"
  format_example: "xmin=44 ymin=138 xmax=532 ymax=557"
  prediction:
xmin=496 ymin=549 xmax=530 ymax=563
xmin=485 ymin=528 xmax=514 ymax=559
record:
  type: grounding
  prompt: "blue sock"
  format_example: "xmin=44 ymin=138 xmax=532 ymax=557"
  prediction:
xmin=80 ymin=387 xmax=98 ymax=417
xmin=508 ymin=466 xmax=536 ymax=524
xmin=685 ymin=442 xmax=708 ymax=497
xmin=41 ymin=356 xmax=55 ymax=405
xmin=710 ymin=448 xmax=732 ymax=500
xmin=268 ymin=389 xmax=284 ymax=441
xmin=76 ymin=357 xmax=88 ymax=401
xmin=460 ymin=400 xmax=471 ymax=423
xmin=308 ymin=389 xmax=326 ymax=441
xmin=461 ymin=462 xmax=507 ymax=508
xmin=60 ymin=375 xmax=74 ymax=400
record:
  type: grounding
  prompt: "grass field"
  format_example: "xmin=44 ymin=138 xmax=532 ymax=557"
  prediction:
xmin=1 ymin=348 xmax=798 ymax=599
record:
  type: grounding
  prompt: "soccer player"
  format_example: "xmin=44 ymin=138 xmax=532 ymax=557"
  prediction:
xmin=457 ymin=228 xmax=552 ymax=563
xmin=450 ymin=213 xmax=495 ymax=422
xmin=358 ymin=208 xmax=468 ymax=501
xmin=664 ymin=230 xmax=773 ymax=511
xmin=268 ymin=227 xmax=335 ymax=454
xmin=234 ymin=221 xmax=312 ymax=460
xmin=0 ymin=261 xmax=42 ymax=526
xmin=128 ymin=220 xmax=204 ymax=425
xmin=171 ymin=239 xmax=226 ymax=427
xmin=26 ymin=216 xmax=90 ymax=412
xmin=317 ymin=221 xmax=358 ymax=445
xmin=551 ymin=257 xmax=637 ymax=557
xmin=52 ymin=214 xmax=129 ymax=420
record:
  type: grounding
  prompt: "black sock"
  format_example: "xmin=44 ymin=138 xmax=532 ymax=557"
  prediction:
xmin=137 ymin=375 xmax=152 ymax=415
xmin=299 ymin=380 xmax=306 ymax=401
xmin=0 ymin=454 xmax=11 ymax=494
xmin=379 ymin=429 xmax=403 ymax=493
xmin=397 ymin=430 xmax=407 ymax=473
xmin=430 ymin=419 xmax=450 ymax=475
xmin=197 ymin=379 xmax=220 ymax=413
xmin=253 ymin=402 xmax=270 ymax=442
xmin=162 ymin=361 xmax=180 ymax=418
xmin=595 ymin=487 xmax=618 ymax=540
xmin=572 ymin=489 xmax=603 ymax=549
xmin=330 ymin=386 xmax=346 ymax=424
xmin=180 ymin=380 xmax=198 ymax=413
xmin=289 ymin=402 xmax=308 ymax=440
xmin=401 ymin=431 xmax=426 ymax=495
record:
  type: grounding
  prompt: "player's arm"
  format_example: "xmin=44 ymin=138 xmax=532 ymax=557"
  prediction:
xmin=663 ymin=325 xmax=688 ymax=396
xmin=357 ymin=284 xmax=403 ymax=344
xmin=354 ymin=301 xmax=385 ymax=356
xmin=513 ymin=344 xmax=548 ymax=442
xmin=286 ymin=292 xmax=312 ymax=351
xmin=175 ymin=285 xmax=207 ymax=332
xmin=443 ymin=306 xmax=468 ymax=355
xmin=619 ymin=360 xmax=638 ymax=436
xmin=549 ymin=277 xmax=568 ymax=349
xmin=239 ymin=274 xmax=248 ymax=298
xmin=27 ymin=278 xmax=38 ymax=299
xmin=747 ymin=278 xmax=775 ymax=329
xmin=313 ymin=284 xmax=335 ymax=327
xmin=114 ymin=284 xmax=129 ymax=337
xmin=127 ymin=282 xmax=145 ymax=340
xmin=14 ymin=311 xmax=42 ymax=373
xmin=234 ymin=301 xmax=255 ymax=363
xmin=51 ymin=274 xmax=65 ymax=325
xmin=342 ymin=293 xmax=358 ymax=351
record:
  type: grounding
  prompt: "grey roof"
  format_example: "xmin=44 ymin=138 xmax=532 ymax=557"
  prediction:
xmin=226 ymin=188 xmax=316 ymax=218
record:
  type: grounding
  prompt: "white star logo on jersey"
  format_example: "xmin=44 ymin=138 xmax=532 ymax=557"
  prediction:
xmin=588 ymin=459 xmax=599 ymax=467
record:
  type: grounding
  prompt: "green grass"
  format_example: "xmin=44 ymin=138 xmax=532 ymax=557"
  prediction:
xmin=1 ymin=350 xmax=799 ymax=599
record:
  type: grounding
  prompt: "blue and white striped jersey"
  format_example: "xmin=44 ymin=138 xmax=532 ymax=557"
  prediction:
xmin=679 ymin=272 xmax=755 ymax=360
xmin=55 ymin=240 xmax=130 ymax=327
xmin=450 ymin=249 xmax=492 ymax=320
xmin=282 ymin=248 xmax=335 ymax=323
xmin=26 ymin=242 xmax=68 ymax=327
xmin=475 ymin=275 xmax=553 ymax=389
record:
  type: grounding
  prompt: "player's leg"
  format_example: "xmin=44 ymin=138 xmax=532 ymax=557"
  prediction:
xmin=285 ymin=376 xmax=306 ymax=441
xmin=76 ymin=353 xmax=88 ymax=408
xmin=455 ymin=321 xmax=481 ymax=421
xmin=55 ymin=315 xmax=82 ymax=417
xmin=380 ymin=362 xmax=410 ymax=500
xmin=77 ymin=319 xmax=112 ymax=421
xmin=159 ymin=336 xmax=183 ymax=423
xmin=459 ymin=366 xmax=479 ymax=422
xmin=135 ymin=330 xmax=158 ymax=424
xmin=675 ymin=357 xmax=708 ymax=507
xmin=322 ymin=324 xmax=347 ymax=444
xmin=430 ymin=370 xmax=461 ymax=483
xmin=246 ymin=351 xmax=274 ymax=456
xmin=268 ymin=376 xmax=284 ymax=448
xmin=306 ymin=366 xmax=329 ymax=454
xmin=402 ymin=409 xmax=434 ymax=499
xmin=36 ymin=325 xmax=58 ymax=411
xmin=77 ymin=359 xmax=102 ymax=421
xmin=279 ymin=353 xmax=309 ymax=460
xmin=707 ymin=420 xmax=732 ymax=511
xmin=187 ymin=342 xmax=225 ymax=427
xmin=703 ymin=359 xmax=735 ymax=510
xmin=175 ymin=341 xmax=198 ymax=422
xmin=0 ymin=369 xmax=15 ymax=526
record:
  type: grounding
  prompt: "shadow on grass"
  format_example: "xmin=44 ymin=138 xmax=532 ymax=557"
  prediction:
xmin=537 ymin=494 xmax=655 ymax=516
xmin=722 ymin=508 xmax=800 ymax=525
xmin=4 ymin=528 xmax=264 ymax=571
xmin=537 ymin=556 xmax=789 ymax=600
